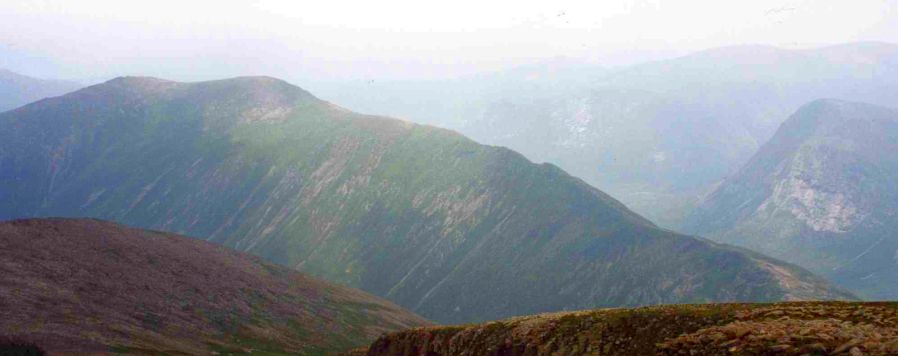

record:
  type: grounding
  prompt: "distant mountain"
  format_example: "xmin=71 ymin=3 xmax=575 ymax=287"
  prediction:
xmin=0 ymin=76 xmax=852 ymax=324
xmin=0 ymin=69 xmax=81 ymax=112
xmin=308 ymin=58 xmax=607 ymax=129
xmin=314 ymin=43 xmax=898 ymax=227
xmin=363 ymin=302 xmax=898 ymax=355
xmin=683 ymin=99 xmax=898 ymax=300
xmin=0 ymin=218 xmax=428 ymax=354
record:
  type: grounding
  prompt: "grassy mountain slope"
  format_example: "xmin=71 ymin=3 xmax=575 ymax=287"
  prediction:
xmin=683 ymin=99 xmax=898 ymax=299
xmin=0 ymin=69 xmax=81 ymax=112
xmin=0 ymin=218 xmax=428 ymax=354
xmin=361 ymin=302 xmax=898 ymax=355
xmin=0 ymin=76 xmax=852 ymax=324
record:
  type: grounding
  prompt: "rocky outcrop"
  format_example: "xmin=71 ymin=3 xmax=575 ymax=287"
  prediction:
xmin=362 ymin=302 xmax=898 ymax=355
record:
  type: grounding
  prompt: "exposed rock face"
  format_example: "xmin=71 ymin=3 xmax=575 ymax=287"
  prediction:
xmin=0 ymin=76 xmax=853 ymax=324
xmin=362 ymin=302 xmax=898 ymax=356
xmin=684 ymin=99 xmax=898 ymax=299
xmin=0 ymin=218 xmax=428 ymax=354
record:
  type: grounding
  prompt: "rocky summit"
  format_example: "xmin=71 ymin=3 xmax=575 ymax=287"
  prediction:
xmin=361 ymin=302 xmax=898 ymax=355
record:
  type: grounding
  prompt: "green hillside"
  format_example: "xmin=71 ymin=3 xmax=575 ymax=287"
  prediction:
xmin=0 ymin=76 xmax=853 ymax=323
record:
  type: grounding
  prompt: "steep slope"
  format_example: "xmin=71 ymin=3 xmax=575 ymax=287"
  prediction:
xmin=362 ymin=302 xmax=898 ymax=355
xmin=0 ymin=69 xmax=81 ymax=112
xmin=0 ymin=76 xmax=852 ymax=324
xmin=683 ymin=99 xmax=898 ymax=299
xmin=0 ymin=218 xmax=428 ymax=354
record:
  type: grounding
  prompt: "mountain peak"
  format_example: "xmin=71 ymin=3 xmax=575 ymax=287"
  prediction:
xmin=784 ymin=98 xmax=897 ymax=134
xmin=90 ymin=76 xmax=183 ymax=98
xmin=685 ymin=99 xmax=898 ymax=299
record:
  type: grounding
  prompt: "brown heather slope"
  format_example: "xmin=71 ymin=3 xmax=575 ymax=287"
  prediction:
xmin=362 ymin=302 xmax=898 ymax=355
xmin=0 ymin=218 xmax=429 ymax=354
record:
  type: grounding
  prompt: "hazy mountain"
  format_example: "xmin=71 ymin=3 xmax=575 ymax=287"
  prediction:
xmin=0 ymin=218 xmax=428 ymax=354
xmin=0 ymin=69 xmax=81 ymax=112
xmin=462 ymin=89 xmax=745 ymax=227
xmin=683 ymin=99 xmax=898 ymax=300
xmin=313 ymin=43 xmax=898 ymax=227
xmin=308 ymin=58 xmax=607 ymax=129
xmin=364 ymin=302 xmax=898 ymax=355
xmin=0 ymin=76 xmax=852 ymax=324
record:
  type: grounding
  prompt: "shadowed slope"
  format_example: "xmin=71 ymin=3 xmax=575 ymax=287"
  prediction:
xmin=0 ymin=218 xmax=428 ymax=354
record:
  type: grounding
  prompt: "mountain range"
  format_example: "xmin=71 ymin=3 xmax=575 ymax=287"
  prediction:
xmin=0 ymin=218 xmax=427 ymax=354
xmin=315 ymin=42 xmax=898 ymax=227
xmin=0 ymin=69 xmax=81 ymax=112
xmin=683 ymin=99 xmax=898 ymax=300
xmin=0 ymin=76 xmax=852 ymax=324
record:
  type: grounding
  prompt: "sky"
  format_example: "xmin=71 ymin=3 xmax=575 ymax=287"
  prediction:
xmin=1 ymin=0 xmax=897 ymax=82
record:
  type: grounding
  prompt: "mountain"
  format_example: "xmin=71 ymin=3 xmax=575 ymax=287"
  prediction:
xmin=683 ymin=99 xmax=898 ymax=300
xmin=0 ymin=76 xmax=852 ymax=324
xmin=307 ymin=58 xmax=606 ymax=129
xmin=314 ymin=43 xmax=898 ymax=227
xmin=0 ymin=218 xmax=428 ymax=354
xmin=461 ymin=88 xmax=742 ymax=227
xmin=362 ymin=302 xmax=898 ymax=355
xmin=0 ymin=69 xmax=81 ymax=112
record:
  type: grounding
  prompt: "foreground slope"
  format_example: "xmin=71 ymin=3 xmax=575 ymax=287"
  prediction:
xmin=0 ymin=69 xmax=81 ymax=112
xmin=683 ymin=99 xmax=898 ymax=299
xmin=363 ymin=302 xmax=898 ymax=355
xmin=0 ymin=218 xmax=428 ymax=354
xmin=0 ymin=76 xmax=852 ymax=323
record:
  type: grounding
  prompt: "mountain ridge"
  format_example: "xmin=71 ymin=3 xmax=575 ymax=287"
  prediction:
xmin=0 ymin=76 xmax=854 ymax=324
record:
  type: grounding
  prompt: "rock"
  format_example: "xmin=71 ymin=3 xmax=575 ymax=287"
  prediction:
xmin=833 ymin=339 xmax=862 ymax=354
xmin=770 ymin=344 xmax=792 ymax=352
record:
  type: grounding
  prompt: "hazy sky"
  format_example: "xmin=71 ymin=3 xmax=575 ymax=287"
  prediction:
xmin=1 ymin=0 xmax=897 ymax=82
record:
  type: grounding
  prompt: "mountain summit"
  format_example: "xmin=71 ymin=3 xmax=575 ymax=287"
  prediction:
xmin=684 ymin=99 xmax=898 ymax=299
xmin=0 ymin=76 xmax=853 ymax=323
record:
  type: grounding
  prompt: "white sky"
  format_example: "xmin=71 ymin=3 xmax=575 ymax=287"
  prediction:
xmin=1 ymin=0 xmax=897 ymax=81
